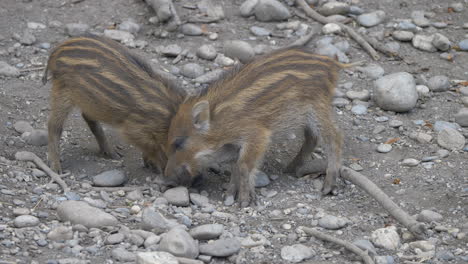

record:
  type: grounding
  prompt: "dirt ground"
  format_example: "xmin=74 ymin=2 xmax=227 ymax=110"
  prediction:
xmin=0 ymin=0 xmax=467 ymax=263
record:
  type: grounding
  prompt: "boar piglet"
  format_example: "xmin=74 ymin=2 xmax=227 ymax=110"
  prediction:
xmin=44 ymin=35 xmax=184 ymax=173
xmin=165 ymin=46 xmax=349 ymax=207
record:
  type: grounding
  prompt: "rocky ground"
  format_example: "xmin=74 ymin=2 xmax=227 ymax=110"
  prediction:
xmin=1 ymin=0 xmax=468 ymax=263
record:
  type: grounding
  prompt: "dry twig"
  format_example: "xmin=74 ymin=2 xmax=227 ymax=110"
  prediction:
xmin=92 ymin=186 xmax=150 ymax=192
xmin=300 ymin=227 xmax=375 ymax=264
xmin=14 ymin=151 xmax=70 ymax=193
xmin=340 ymin=167 xmax=427 ymax=239
xmin=296 ymin=0 xmax=381 ymax=60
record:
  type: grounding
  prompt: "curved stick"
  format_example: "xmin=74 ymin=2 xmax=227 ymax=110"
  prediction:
xmin=296 ymin=0 xmax=380 ymax=60
xmin=300 ymin=227 xmax=375 ymax=264
xmin=15 ymin=151 xmax=70 ymax=192
xmin=340 ymin=166 xmax=427 ymax=239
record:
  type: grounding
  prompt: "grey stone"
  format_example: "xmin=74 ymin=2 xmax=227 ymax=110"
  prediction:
xmin=318 ymin=215 xmax=349 ymax=230
xmin=65 ymin=23 xmax=90 ymax=37
xmin=375 ymin=256 xmax=395 ymax=264
xmin=374 ymin=72 xmax=418 ymax=112
xmin=412 ymin=35 xmax=437 ymax=52
xmin=14 ymin=215 xmax=40 ymax=228
xmin=437 ymin=149 xmax=450 ymax=158
xmin=434 ymin=121 xmax=460 ymax=132
xmin=318 ymin=2 xmax=350 ymax=16
xmin=194 ymin=69 xmax=224 ymax=84
xmin=23 ymin=129 xmax=48 ymax=146
xmin=427 ymin=75 xmax=450 ymax=92
xmin=104 ymin=29 xmax=134 ymax=42
xmin=357 ymin=10 xmax=386 ymax=27
xmin=181 ymin=63 xmax=204 ymax=79
xmin=127 ymin=189 xmax=144 ymax=200
xmin=117 ymin=20 xmax=140 ymax=34
xmin=190 ymin=224 xmax=224 ymax=240
xmin=377 ymin=144 xmax=392 ymax=153
xmin=27 ymin=22 xmax=46 ymax=30
xmin=322 ymin=23 xmax=341 ymax=34
xmin=432 ymin=33 xmax=451 ymax=51
xmin=459 ymin=39 xmax=468 ymax=51
xmin=411 ymin=11 xmax=430 ymax=27
xmin=349 ymin=5 xmax=364 ymax=15
xmin=196 ymin=45 xmax=217 ymax=60
xmin=334 ymin=40 xmax=350 ymax=53
xmin=215 ymin=54 xmax=235 ymax=66
xmin=142 ymin=207 xmax=180 ymax=233
xmin=199 ymin=238 xmax=240 ymax=257
xmin=432 ymin=22 xmax=448 ymax=29
xmin=57 ymin=200 xmax=118 ymax=228
xmin=93 ymin=169 xmax=128 ymax=187
xmin=159 ymin=228 xmax=199 ymax=259
xmin=455 ymin=108 xmax=468 ymax=127
xmin=384 ymin=41 xmax=400 ymax=54
xmin=19 ymin=30 xmax=36 ymax=45
xmin=161 ymin=44 xmax=182 ymax=57
xmin=402 ymin=158 xmax=420 ymax=167
xmin=389 ymin=120 xmax=403 ymax=128
xmin=189 ymin=193 xmax=209 ymax=207
xmin=197 ymin=0 xmax=225 ymax=20
xmin=280 ymin=244 xmax=314 ymax=263
xmin=417 ymin=210 xmax=443 ymax=223
xmin=437 ymin=251 xmax=455 ymax=261
xmin=250 ymin=26 xmax=271 ymax=36
xmin=163 ymin=186 xmax=190 ymax=206
xmin=346 ymin=90 xmax=370 ymax=101
xmin=181 ymin=24 xmax=203 ymax=36
xmin=136 ymin=251 xmax=178 ymax=264
xmin=239 ymin=0 xmax=258 ymax=17
xmin=353 ymin=239 xmax=377 ymax=256
xmin=351 ymin=104 xmax=367 ymax=115
xmin=223 ymin=40 xmax=255 ymax=63
xmin=333 ymin=98 xmax=350 ymax=107
xmin=371 ymin=226 xmax=400 ymax=250
xmin=105 ymin=233 xmax=125 ymax=245
xmin=449 ymin=2 xmax=464 ymax=12
xmin=14 ymin=121 xmax=33 ymax=134
xmin=314 ymin=43 xmax=349 ymax=63
xmin=397 ymin=21 xmax=417 ymax=31
xmin=392 ymin=30 xmax=414 ymax=42
xmin=144 ymin=235 xmax=161 ymax=248
xmin=416 ymin=85 xmax=430 ymax=96
xmin=253 ymin=0 xmax=291 ymax=22
xmin=357 ymin=64 xmax=385 ymax=80
xmin=47 ymin=226 xmax=73 ymax=241
xmin=0 ymin=61 xmax=20 ymax=77
xmin=128 ymin=233 xmax=145 ymax=246
xmin=255 ymin=170 xmax=270 ymax=187
xmin=409 ymin=240 xmax=435 ymax=252
xmin=111 ymin=247 xmax=136 ymax=262
xmin=437 ymin=128 xmax=465 ymax=150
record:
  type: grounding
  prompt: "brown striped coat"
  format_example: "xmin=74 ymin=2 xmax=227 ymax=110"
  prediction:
xmin=44 ymin=35 xmax=184 ymax=173
xmin=164 ymin=47 xmax=345 ymax=206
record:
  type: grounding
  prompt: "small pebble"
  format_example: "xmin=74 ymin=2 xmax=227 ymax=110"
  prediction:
xmin=377 ymin=144 xmax=392 ymax=153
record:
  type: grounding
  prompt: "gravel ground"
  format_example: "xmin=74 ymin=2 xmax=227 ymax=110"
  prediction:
xmin=0 ymin=0 xmax=467 ymax=263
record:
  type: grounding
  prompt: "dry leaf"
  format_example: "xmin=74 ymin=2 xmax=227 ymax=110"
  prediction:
xmin=393 ymin=178 xmax=401 ymax=185
xmin=448 ymin=7 xmax=454 ymax=13
xmin=201 ymin=24 xmax=209 ymax=34
xmin=459 ymin=81 xmax=468 ymax=86
xmin=385 ymin=138 xmax=400 ymax=144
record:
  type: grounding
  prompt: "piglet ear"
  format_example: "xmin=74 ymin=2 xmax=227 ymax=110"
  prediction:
xmin=192 ymin=100 xmax=210 ymax=132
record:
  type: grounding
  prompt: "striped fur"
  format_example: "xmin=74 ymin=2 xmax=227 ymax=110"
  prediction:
xmin=44 ymin=35 xmax=185 ymax=173
xmin=164 ymin=47 xmax=345 ymax=206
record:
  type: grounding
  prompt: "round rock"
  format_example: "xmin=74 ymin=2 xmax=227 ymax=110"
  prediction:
xmin=163 ymin=186 xmax=190 ymax=206
xmin=346 ymin=90 xmax=370 ymax=101
xmin=0 ymin=61 xmax=20 ymax=77
xmin=159 ymin=228 xmax=199 ymax=259
xmin=196 ymin=45 xmax=217 ymax=60
xmin=357 ymin=10 xmax=386 ymax=27
xmin=250 ymin=26 xmax=271 ymax=36
xmin=14 ymin=121 xmax=33 ymax=134
xmin=432 ymin=33 xmax=451 ymax=51
xmin=189 ymin=193 xmax=209 ymax=207
xmin=223 ymin=40 xmax=255 ymax=63
xmin=181 ymin=23 xmax=203 ymax=36
xmin=371 ymin=226 xmax=400 ymax=250
xmin=318 ymin=1 xmax=350 ymax=16
xmin=318 ymin=215 xmax=350 ymax=230
xmin=357 ymin=64 xmax=385 ymax=80
xmin=417 ymin=210 xmax=443 ymax=223
xmin=189 ymin=224 xmax=224 ymax=240
xmin=374 ymin=72 xmax=418 ymax=112
xmin=392 ymin=31 xmax=414 ymax=42
xmin=111 ymin=248 xmax=136 ymax=262
xmin=253 ymin=0 xmax=291 ymax=22
xmin=254 ymin=170 xmax=270 ymax=187
xmin=412 ymin=34 xmax=436 ymax=52
xmin=377 ymin=144 xmax=392 ymax=153
xmin=427 ymin=75 xmax=450 ymax=92
xmin=65 ymin=23 xmax=89 ymax=37
xmin=199 ymin=238 xmax=241 ymax=257
xmin=194 ymin=69 xmax=224 ymax=84
xmin=458 ymin=39 xmax=468 ymax=51
xmin=47 ymin=226 xmax=73 ymax=241
xmin=14 ymin=215 xmax=40 ymax=228
xmin=105 ymin=233 xmax=125 ymax=245
xmin=280 ymin=244 xmax=314 ymax=263
xmin=23 ymin=129 xmax=48 ymax=146
xmin=454 ymin=108 xmax=468 ymax=127
xmin=92 ymin=169 xmax=128 ymax=187
xmin=57 ymin=200 xmax=119 ymax=228
xmin=117 ymin=20 xmax=141 ymax=34
xmin=437 ymin=128 xmax=465 ymax=150
xmin=351 ymin=104 xmax=368 ymax=115
xmin=180 ymin=63 xmax=205 ymax=79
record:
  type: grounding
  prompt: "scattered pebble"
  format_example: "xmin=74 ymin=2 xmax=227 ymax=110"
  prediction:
xmin=190 ymin=224 xmax=224 ymax=240
xmin=136 ymin=251 xmax=178 ymax=264
xmin=371 ymin=226 xmax=400 ymax=250
xmin=353 ymin=239 xmax=377 ymax=256
xmin=374 ymin=72 xmax=418 ymax=112
xmin=454 ymin=108 xmax=468 ymax=127
xmin=252 ymin=0 xmax=291 ymax=22
xmin=199 ymin=238 xmax=241 ymax=257
xmin=250 ymin=26 xmax=271 ymax=36
xmin=65 ymin=23 xmax=90 ymax=37
xmin=104 ymin=29 xmax=134 ymax=42
xmin=318 ymin=1 xmax=350 ymax=16
xmin=357 ymin=10 xmax=386 ymax=27
xmin=318 ymin=215 xmax=349 ymax=230
xmin=196 ymin=45 xmax=217 ymax=60
xmin=223 ymin=40 xmax=255 ymax=63
xmin=118 ymin=19 xmax=140 ymax=34
xmin=432 ymin=33 xmax=451 ymax=51
xmin=427 ymin=75 xmax=450 ymax=92
xmin=92 ymin=170 xmax=128 ymax=187
xmin=417 ymin=210 xmax=443 ymax=223
xmin=57 ymin=200 xmax=119 ymax=228
xmin=13 ymin=215 xmax=39 ymax=228
xmin=181 ymin=63 xmax=205 ymax=79
xmin=181 ymin=23 xmax=203 ymax=36
xmin=0 ymin=61 xmax=20 ymax=77
xmin=401 ymin=158 xmax=420 ymax=167
xmin=159 ymin=228 xmax=199 ymax=258
xmin=357 ymin=64 xmax=385 ymax=80
xmin=280 ymin=244 xmax=314 ymax=263
xmin=163 ymin=186 xmax=190 ymax=206
xmin=254 ymin=170 xmax=270 ymax=187
xmin=351 ymin=104 xmax=368 ymax=115
xmin=392 ymin=30 xmax=414 ymax=42
xmin=377 ymin=144 xmax=392 ymax=153
xmin=22 ymin=129 xmax=48 ymax=146
xmin=13 ymin=121 xmax=33 ymax=133
xmin=412 ymin=34 xmax=437 ymax=52
xmin=437 ymin=128 xmax=465 ymax=150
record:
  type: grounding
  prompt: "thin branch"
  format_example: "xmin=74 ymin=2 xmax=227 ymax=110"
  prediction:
xmin=19 ymin=66 xmax=45 ymax=73
xmin=14 ymin=151 xmax=70 ymax=193
xmin=284 ymin=27 xmax=318 ymax=48
xmin=92 ymin=186 xmax=150 ymax=192
xmin=300 ymin=227 xmax=375 ymax=264
xmin=296 ymin=0 xmax=381 ymax=60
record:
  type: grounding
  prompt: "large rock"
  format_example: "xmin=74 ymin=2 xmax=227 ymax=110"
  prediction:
xmin=57 ymin=201 xmax=118 ymax=228
xmin=199 ymin=238 xmax=241 ymax=257
xmin=189 ymin=224 xmax=224 ymax=240
xmin=371 ymin=226 xmax=400 ymax=250
xmin=437 ymin=128 xmax=465 ymax=150
xmin=427 ymin=75 xmax=450 ymax=92
xmin=253 ymin=0 xmax=291 ymax=22
xmin=412 ymin=34 xmax=437 ymax=52
xmin=223 ymin=40 xmax=255 ymax=63
xmin=163 ymin=186 xmax=190 ymax=206
xmin=159 ymin=228 xmax=199 ymax=259
xmin=374 ymin=72 xmax=418 ymax=112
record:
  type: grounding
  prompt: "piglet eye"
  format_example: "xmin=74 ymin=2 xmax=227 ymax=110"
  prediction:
xmin=173 ymin=137 xmax=187 ymax=151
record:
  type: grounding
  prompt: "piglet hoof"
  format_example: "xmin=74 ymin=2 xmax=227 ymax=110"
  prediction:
xmin=321 ymin=184 xmax=334 ymax=195
xmin=102 ymin=150 xmax=121 ymax=160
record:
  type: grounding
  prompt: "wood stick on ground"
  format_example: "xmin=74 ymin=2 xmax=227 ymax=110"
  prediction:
xmin=300 ymin=227 xmax=375 ymax=264
xmin=285 ymin=27 xmax=318 ymax=48
xmin=296 ymin=0 xmax=380 ymax=60
xmin=340 ymin=166 xmax=427 ymax=239
xmin=19 ymin=66 xmax=45 ymax=73
xmin=14 ymin=151 xmax=70 ymax=193
xmin=92 ymin=186 xmax=150 ymax=192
